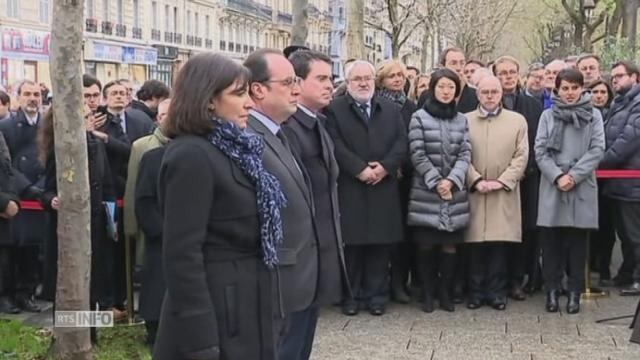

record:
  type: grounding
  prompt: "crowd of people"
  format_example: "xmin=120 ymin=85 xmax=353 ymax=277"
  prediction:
xmin=0 ymin=45 xmax=639 ymax=359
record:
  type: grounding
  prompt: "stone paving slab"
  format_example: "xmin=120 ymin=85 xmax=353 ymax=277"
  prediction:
xmin=310 ymin=292 xmax=640 ymax=360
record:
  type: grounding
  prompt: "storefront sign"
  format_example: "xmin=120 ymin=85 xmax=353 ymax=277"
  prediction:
xmin=123 ymin=46 xmax=158 ymax=65
xmin=1 ymin=26 xmax=51 ymax=62
xmin=85 ymin=41 xmax=124 ymax=63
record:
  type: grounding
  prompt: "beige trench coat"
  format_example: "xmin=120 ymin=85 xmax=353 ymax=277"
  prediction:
xmin=465 ymin=109 xmax=529 ymax=243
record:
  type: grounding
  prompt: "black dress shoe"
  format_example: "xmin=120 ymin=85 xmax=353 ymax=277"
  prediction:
xmin=466 ymin=298 xmax=483 ymax=310
xmin=613 ymin=274 xmax=633 ymax=287
xmin=566 ymin=292 xmax=580 ymax=314
xmin=17 ymin=295 xmax=42 ymax=313
xmin=489 ymin=297 xmax=506 ymax=311
xmin=452 ymin=286 xmax=465 ymax=304
xmin=509 ymin=285 xmax=526 ymax=301
xmin=620 ymin=282 xmax=640 ymax=296
xmin=341 ymin=302 xmax=359 ymax=316
xmin=545 ymin=290 xmax=559 ymax=313
xmin=368 ymin=306 xmax=385 ymax=316
xmin=421 ymin=295 xmax=435 ymax=313
xmin=0 ymin=297 xmax=21 ymax=314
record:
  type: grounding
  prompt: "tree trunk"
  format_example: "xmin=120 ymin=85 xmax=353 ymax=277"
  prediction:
xmin=622 ymin=0 xmax=639 ymax=52
xmin=421 ymin=26 xmax=430 ymax=73
xmin=573 ymin=21 xmax=584 ymax=49
xmin=291 ymin=0 xmax=309 ymax=45
xmin=346 ymin=0 xmax=365 ymax=59
xmin=49 ymin=0 xmax=93 ymax=358
xmin=607 ymin=0 xmax=623 ymax=38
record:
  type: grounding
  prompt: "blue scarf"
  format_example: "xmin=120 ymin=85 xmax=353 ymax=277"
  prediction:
xmin=209 ymin=118 xmax=287 ymax=268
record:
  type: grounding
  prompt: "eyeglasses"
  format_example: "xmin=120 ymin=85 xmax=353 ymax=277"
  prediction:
xmin=611 ymin=73 xmax=629 ymax=81
xmin=349 ymin=76 xmax=374 ymax=83
xmin=83 ymin=93 xmax=101 ymax=99
xmin=263 ymin=76 xmax=302 ymax=88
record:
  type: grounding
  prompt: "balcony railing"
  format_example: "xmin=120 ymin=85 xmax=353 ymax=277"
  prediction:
xmin=115 ymin=24 xmax=127 ymax=37
xmin=195 ymin=37 xmax=203 ymax=47
xmin=101 ymin=21 xmax=113 ymax=35
xmin=164 ymin=31 xmax=174 ymax=43
xmin=205 ymin=39 xmax=213 ymax=49
xmin=132 ymin=27 xmax=143 ymax=40
xmin=86 ymin=18 xmax=98 ymax=33
xmin=152 ymin=29 xmax=161 ymax=41
xmin=186 ymin=35 xmax=195 ymax=46
xmin=235 ymin=43 xmax=241 ymax=52
xmin=174 ymin=33 xmax=182 ymax=44
xmin=278 ymin=11 xmax=293 ymax=25
xmin=220 ymin=40 xmax=226 ymax=51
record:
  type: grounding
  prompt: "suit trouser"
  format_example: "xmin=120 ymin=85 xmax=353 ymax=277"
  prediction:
xmin=278 ymin=306 xmax=319 ymax=360
xmin=344 ymin=244 xmax=391 ymax=307
xmin=468 ymin=243 xmax=508 ymax=301
xmin=507 ymin=229 xmax=539 ymax=287
xmin=540 ymin=227 xmax=587 ymax=293
xmin=591 ymin=190 xmax=617 ymax=279
xmin=613 ymin=201 xmax=640 ymax=282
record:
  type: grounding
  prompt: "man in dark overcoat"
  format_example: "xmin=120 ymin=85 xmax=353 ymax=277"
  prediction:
xmin=280 ymin=50 xmax=349 ymax=360
xmin=493 ymin=56 xmax=544 ymax=298
xmin=0 ymin=130 xmax=20 ymax=314
xmin=325 ymin=60 xmax=407 ymax=316
xmin=0 ymin=80 xmax=46 ymax=312
xmin=97 ymin=79 xmax=155 ymax=314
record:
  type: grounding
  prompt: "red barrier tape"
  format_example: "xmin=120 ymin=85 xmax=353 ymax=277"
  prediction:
xmin=15 ymin=170 xmax=640 ymax=211
xmin=20 ymin=199 xmax=124 ymax=211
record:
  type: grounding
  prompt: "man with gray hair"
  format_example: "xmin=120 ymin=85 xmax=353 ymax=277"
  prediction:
xmin=325 ymin=60 xmax=407 ymax=316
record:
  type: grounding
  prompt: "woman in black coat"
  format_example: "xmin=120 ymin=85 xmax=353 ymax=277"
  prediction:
xmin=39 ymin=109 xmax=115 ymax=340
xmin=152 ymin=53 xmax=284 ymax=360
xmin=134 ymin=146 xmax=166 ymax=347
xmin=375 ymin=60 xmax=418 ymax=304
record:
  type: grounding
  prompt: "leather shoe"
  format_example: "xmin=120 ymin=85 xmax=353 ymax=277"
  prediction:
xmin=0 ymin=297 xmax=21 ymax=314
xmin=566 ymin=292 xmax=580 ymax=314
xmin=368 ymin=305 xmax=385 ymax=316
xmin=489 ymin=297 xmax=506 ymax=311
xmin=341 ymin=302 xmax=359 ymax=316
xmin=545 ymin=290 xmax=559 ymax=313
xmin=466 ymin=298 xmax=483 ymax=310
xmin=620 ymin=282 xmax=640 ymax=296
xmin=613 ymin=274 xmax=633 ymax=287
xmin=509 ymin=285 xmax=526 ymax=301
xmin=16 ymin=295 xmax=41 ymax=313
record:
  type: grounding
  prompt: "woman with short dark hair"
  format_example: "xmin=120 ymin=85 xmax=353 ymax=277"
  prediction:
xmin=535 ymin=68 xmax=605 ymax=314
xmin=589 ymin=80 xmax=614 ymax=118
xmin=153 ymin=52 xmax=285 ymax=360
xmin=408 ymin=68 xmax=471 ymax=313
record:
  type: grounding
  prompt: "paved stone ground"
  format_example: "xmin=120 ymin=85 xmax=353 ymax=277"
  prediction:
xmin=311 ymin=292 xmax=640 ymax=360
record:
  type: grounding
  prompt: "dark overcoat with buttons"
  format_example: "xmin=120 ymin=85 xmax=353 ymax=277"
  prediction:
xmin=324 ymin=94 xmax=408 ymax=245
xmin=0 ymin=131 xmax=18 ymax=243
xmin=0 ymin=110 xmax=46 ymax=246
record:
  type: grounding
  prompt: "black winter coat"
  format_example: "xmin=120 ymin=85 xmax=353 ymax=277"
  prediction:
xmin=0 ymin=132 xmax=18 ymax=242
xmin=0 ymin=110 xmax=46 ymax=246
xmin=600 ymin=85 xmax=640 ymax=202
xmin=503 ymin=92 xmax=544 ymax=230
xmin=135 ymin=147 xmax=166 ymax=322
xmin=41 ymin=134 xmax=115 ymax=302
xmin=153 ymin=135 xmax=281 ymax=360
xmin=325 ymin=94 xmax=408 ymax=245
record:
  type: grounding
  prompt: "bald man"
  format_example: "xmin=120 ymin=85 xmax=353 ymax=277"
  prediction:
xmin=464 ymin=76 xmax=529 ymax=311
xmin=542 ymin=60 xmax=569 ymax=109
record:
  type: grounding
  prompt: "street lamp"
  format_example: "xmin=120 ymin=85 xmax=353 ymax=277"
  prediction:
xmin=582 ymin=0 xmax=596 ymax=21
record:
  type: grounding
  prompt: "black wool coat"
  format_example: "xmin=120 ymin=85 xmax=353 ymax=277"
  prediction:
xmin=503 ymin=92 xmax=544 ymax=230
xmin=0 ymin=131 xmax=18 ymax=242
xmin=0 ymin=110 xmax=46 ymax=246
xmin=153 ymin=135 xmax=282 ymax=360
xmin=41 ymin=134 xmax=115 ymax=302
xmin=135 ymin=146 xmax=166 ymax=322
xmin=325 ymin=94 xmax=408 ymax=245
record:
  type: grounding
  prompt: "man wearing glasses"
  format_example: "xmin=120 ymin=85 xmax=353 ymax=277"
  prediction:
xmin=599 ymin=61 xmax=640 ymax=296
xmin=244 ymin=48 xmax=321 ymax=353
xmin=325 ymin=60 xmax=407 ymax=317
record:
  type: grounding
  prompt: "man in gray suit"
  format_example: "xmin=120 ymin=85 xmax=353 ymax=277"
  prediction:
xmin=243 ymin=49 xmax=320 ymax=354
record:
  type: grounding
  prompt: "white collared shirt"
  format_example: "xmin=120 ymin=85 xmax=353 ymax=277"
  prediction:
xmin=25 ymin=113 xmax=39 ymax=126
xmin=298 ymin=104 xmax=317 ymax=119
xmin=250 ymin=109 xmax=280 ymax=135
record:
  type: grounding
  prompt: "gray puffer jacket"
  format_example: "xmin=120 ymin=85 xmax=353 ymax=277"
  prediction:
xmin=407 ymin=108 xmax=471 ymax=232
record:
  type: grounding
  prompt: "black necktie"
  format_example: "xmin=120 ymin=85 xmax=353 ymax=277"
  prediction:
xmin=276 ymin=129 xmax=290 ymax=149
xmin=358 ymin=103 xmax=370 ymax=122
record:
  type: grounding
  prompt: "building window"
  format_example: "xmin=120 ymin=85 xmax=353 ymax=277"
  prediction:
xmin=187 ymin=10 xmax=192 ymax=35
xmin=133 ymin=0 xmax=140 ymax=28
xmin=39 ymin=0 xmax=50 ymax=24
xmin=86 ymin=0 xmax=94 ymax=18
xmin=195 ymin=12 xmax=199 ymax=37
xmin=164 ymin=5 xmax=170 ymax=32
xmin=219 ymin=21 xmax=225 ymax=43
xmin=7 ymin=0 xmax=19 ymax=18
xmin=173 ymin=7 xmax=178 ymax=33
xmin=117 ymin=0 xmax=123 ymax=24
xmin=205 ymin=15 xmax=210 ymax=39
xmin=103 ymin=0 xmax=110 ymax=21
xmin=152 ymin=1 xmax=158 ymax=29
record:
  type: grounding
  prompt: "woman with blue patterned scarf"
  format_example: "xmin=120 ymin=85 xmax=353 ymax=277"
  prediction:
xmin=153 ymin=53 xmax=287 ymax=360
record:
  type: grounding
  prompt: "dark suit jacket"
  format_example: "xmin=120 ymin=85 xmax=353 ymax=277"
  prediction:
xmin=154 ymin=135 xmax=280 ymax=360
xmin=247 ymin=115 xmax=319 ymax=314
xmin=325 ymin=94 xmax=407 ymax=245
xmin=282 ymin=108 xmax=349 ymax=305
xmin=99 ymin=108 xmax=155 ymax=196
xmin=0 ymin=131 xmax=18 ymax=242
